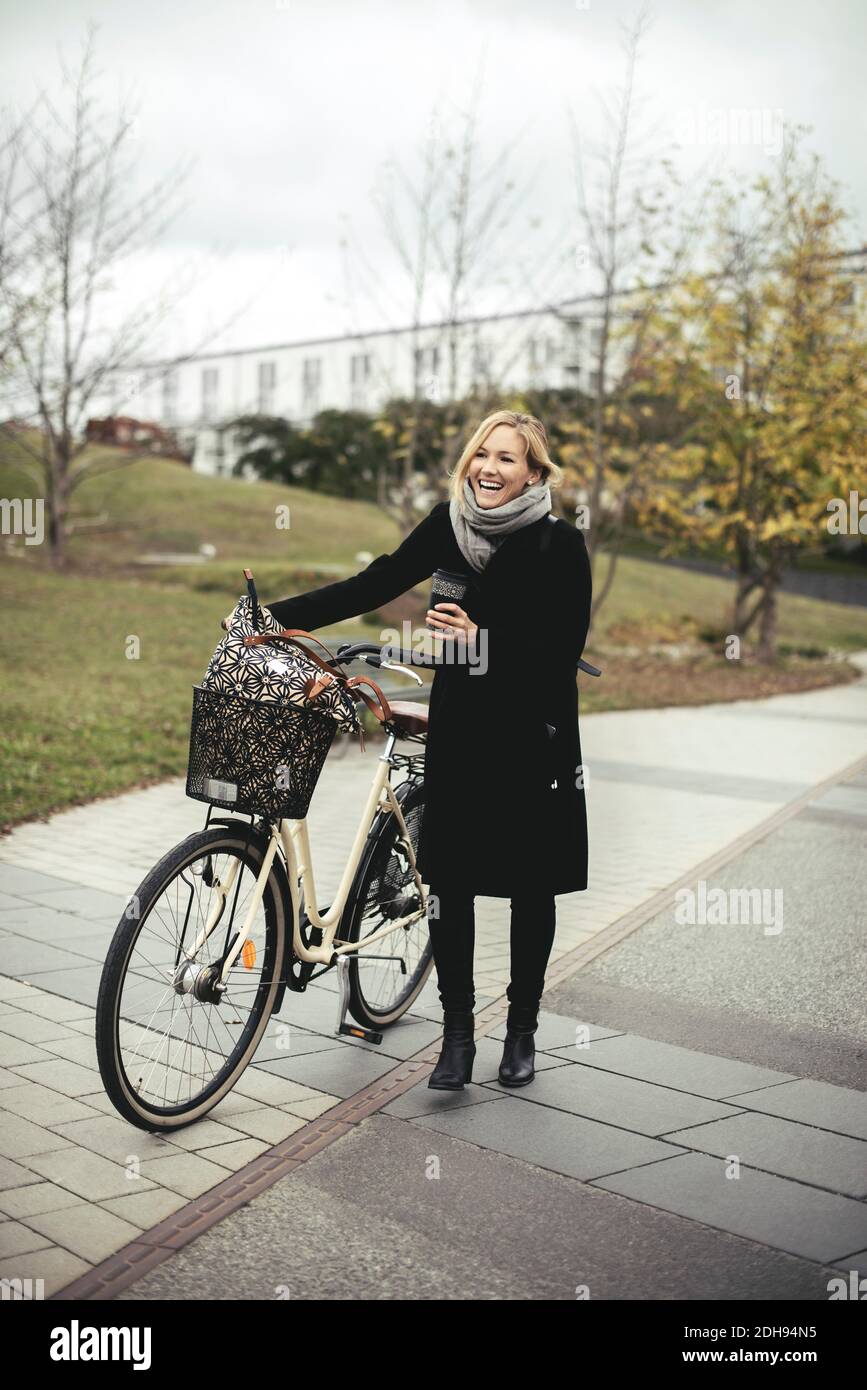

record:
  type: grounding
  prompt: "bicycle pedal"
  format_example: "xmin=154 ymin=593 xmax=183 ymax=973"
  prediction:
xmin=339 ymin=1022 xmax=383 ymax=1045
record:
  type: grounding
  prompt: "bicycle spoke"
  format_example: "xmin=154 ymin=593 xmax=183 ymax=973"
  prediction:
xmin=109 ymin=839 xmax=276 ymax=1117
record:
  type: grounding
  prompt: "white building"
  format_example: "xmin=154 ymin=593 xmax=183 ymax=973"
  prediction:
xmin=96 ymin=245 xmax=865 ymax=478
xmin=108 ymin=294 xmax=615 ymax=478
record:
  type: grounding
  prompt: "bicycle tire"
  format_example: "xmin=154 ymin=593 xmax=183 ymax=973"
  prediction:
xmin=95 ymin=824 xmax=288 ymax=1132
xmin=344 ymin=778 xmax=433 ymax=1028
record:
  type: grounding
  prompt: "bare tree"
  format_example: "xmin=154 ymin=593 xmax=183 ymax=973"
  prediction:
xmin=566 ymin=4 xmax=714 ymax=617
xmin=0 ymin=25 xmax=193 ymax=567
xmin=340 ymin=73 xmax=545 ymax=532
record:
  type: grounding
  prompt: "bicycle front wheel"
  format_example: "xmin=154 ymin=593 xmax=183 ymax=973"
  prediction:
xmin=95 ymin=824 xmax=288 ymax=1132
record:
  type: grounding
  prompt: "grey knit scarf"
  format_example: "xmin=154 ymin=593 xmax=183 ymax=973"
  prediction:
xmin=449 ymin=475 xmax=553 ymax=574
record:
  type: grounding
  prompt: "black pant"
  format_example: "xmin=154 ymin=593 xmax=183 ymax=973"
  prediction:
xmin=425 ymin=883 xmax=556 ymax=1012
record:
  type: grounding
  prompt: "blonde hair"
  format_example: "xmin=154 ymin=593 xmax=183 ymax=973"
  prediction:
xmin=448 ymin=410 xmax=563 ymax=514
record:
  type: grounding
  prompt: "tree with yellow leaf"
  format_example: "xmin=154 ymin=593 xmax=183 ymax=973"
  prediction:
xmin=635 ymin=128 xmax=866 ymax=661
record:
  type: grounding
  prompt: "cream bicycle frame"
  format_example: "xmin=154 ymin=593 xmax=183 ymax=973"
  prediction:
xmin=182 ymin=732 xmax=427 ymax=982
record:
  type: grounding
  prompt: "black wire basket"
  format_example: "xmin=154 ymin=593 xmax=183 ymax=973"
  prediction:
xmin=186 ymin=684 xmax=337 ymax=821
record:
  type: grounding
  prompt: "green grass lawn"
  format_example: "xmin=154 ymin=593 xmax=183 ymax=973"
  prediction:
xmin=2 ymin=438 xmax=866 ymax=830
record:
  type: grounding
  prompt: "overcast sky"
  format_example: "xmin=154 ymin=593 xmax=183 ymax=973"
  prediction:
xmin=2 ymin=0 xmax=864 ymax=360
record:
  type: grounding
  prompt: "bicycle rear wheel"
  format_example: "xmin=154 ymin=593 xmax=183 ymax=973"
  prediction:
xmin=95 ymin=824 xmax=287 ymax=1132
xmin=344 ymin=779 xmax=432 ymax=1028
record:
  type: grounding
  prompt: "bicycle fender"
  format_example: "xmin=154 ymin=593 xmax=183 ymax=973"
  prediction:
xmin=203 ymin=817 xmax=298 ymax=1016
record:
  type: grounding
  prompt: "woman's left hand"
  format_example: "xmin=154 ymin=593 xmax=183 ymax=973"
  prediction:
xmin=426 ymin=602 xmax=478 ymax=640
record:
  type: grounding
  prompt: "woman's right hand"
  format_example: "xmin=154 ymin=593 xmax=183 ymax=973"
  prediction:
xmin=221 ymin=610 xmax=234 ymax=631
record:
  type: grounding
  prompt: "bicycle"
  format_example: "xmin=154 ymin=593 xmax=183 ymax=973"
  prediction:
xmin=95 ymin=638 xmax=435 ymax=1133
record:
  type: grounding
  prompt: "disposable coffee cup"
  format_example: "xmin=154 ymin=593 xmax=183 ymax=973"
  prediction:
xmin=427 ymin=568 xmax=470 ymax=627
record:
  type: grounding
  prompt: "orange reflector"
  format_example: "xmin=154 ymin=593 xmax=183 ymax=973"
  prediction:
xmin=241 ymin=940 xmax=257 ymax=970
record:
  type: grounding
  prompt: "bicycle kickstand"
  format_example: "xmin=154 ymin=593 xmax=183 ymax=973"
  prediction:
xmin=335 ymin=955 xmax=383 ymax=1046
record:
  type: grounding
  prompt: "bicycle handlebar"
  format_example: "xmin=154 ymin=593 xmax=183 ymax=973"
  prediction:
xmin=333 ymin=642 xmax=436 ymax=670
xmin=332 ymin=640 xmax=602 ymax=677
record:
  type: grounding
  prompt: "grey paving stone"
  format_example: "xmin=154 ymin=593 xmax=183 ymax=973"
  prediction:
xmin=33 ymin=1033 xmax=97 ymax=1070
xmin=256 ymin=1044 xmax=400 ymax=1098
xmin=19 ymin=886 xmax=127 ymax=917
xmin=0 ymin=910 xmax=110 ymax=942
xmin=0 ymin=978 xmax=38 ymax=1002
xmin=0 ymin=1112 xmax=73 ymax=1161
xmin=273 ymin=986 xmax=352 ymax=1033
xmin=0 ymin=1180 xmax=85 ymax=1219
xmin=591 ymin=1151 xmax=867 ymax=1264
xmin=0 ymin=1013 xmax=80 ymax=1045
xmin=329 ymin=1016 xmax=447 ymax=1062
xmin=136 ymin=1151 xmax=235 ymax=1200
xmin=0 ymin=1154 xmax=43 ymax=1192
xmin=410 ymin=1091 xmax=686 ymax=1181
xmin=0 ymin=867 xmax=75 ymax=897
xmin=0 ymin=1083 xmax=100 ymax=1127
xmin=725 ymin=1078 xmax=867 ymax=1142
xmin=487 ymin=1010 xmax=625 ymax=1049
xmin=0 ymin=1219 xmax=54 ymax=1258
xmin=382 ymin=1080 xmax=508 ymax=1121
xmin=113 ymin=1110 xmax=846 ymax=1303
xmin=546 ymin=1032 xmax=795 ymax=1099
xmin=0 ymin=939 xmax=98 ymax=977
xmin=9 ymin=1057 xmax=101 ymax=1097
xmin=18 ymin=967 xmax=102 ymax=1009
xmin=1 ymin=992 xmax=92 ymax=1023
xmin=0 ymin=1035 xmax=56 ymax=1068
xmin=469 ymin=1035 xmax=574 ymax=1084
xmin=195 ymin=1137 xmax=271 ymax=1169
xmin=833 ymin=1250 xmax=867 ymax=1280
xmin=21 ymin=1203 xmax=142 ymax=1263
xmin=197 ymin=1107 xmax=306 ymax=1145
xmin=480 ymin=1058 xmax=745 ymax=1135
xmin=220 ymin=1066 xmax=322 ymax=1109
xmin=49 ymin=1114 xmax=180 ymax=1166
xmin=0 ymin=893 xmax=33 ymax=913
xmin=665 ymin=1111 xmax=867 ymax=1198
xmin=23 ymin=1147 xmax=156 ymax=1202
xmin=0 ymin=1243 xmax=91 ymax=1297
xmin=591 ymin=758 xmax=808 ymax=804
xmin=251 ymin=1028 xmax=345 ymax=1063
xmin=44 ymin=932 xmax=113 ymax=964
xmin=100 ymin=1188 xmax=188 ymax=1228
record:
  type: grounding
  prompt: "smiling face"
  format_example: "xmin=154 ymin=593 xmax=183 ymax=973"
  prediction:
xmin=467 ymin=423 xmax=542 ymax=508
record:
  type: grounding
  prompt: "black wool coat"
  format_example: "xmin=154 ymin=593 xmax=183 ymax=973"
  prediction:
xmin=266 ymin=500 xmax=592 ymax=899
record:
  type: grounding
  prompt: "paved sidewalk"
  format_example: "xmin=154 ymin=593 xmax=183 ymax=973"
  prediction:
xmin=0 ymin=661 xmax=865 ymax=1296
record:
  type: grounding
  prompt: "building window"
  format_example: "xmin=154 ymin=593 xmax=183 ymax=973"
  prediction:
xmin=350 ymin=352 xmax=372 ymax=408
xmin=257 ymin=360 xmax=276 ymax=414
xmin=563 ymin=318 xmax=582 ymax=375
xmin=201 ymin=367 xmax=219 ymax=420
xmin=471 ymin=337 xmax=491 ymax=389
xmin=162 ymin=369 xmax=179 ymax=424
xmin=302 ymin=357 xmax=321 ymax=415
xmin=413 ymin=345 xmax=439 ymax=379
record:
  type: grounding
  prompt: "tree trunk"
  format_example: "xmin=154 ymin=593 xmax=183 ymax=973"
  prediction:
xmin=46 ymin=439 xmax=71 ymax=571
xmin=757 ymin=572 xmax=779 ymax=664
xmin=732 ymin=570 xmax=758 ymax=635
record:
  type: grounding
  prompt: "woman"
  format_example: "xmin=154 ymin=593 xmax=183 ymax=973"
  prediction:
xmin=255 ymin=410 xmax=592 ymax=1093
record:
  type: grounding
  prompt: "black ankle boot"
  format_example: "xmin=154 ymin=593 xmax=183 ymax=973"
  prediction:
xmin=498 ymin=1001 xmax=539 ymax=1087
xmin=428 ymin=1006 xmax=476 ymax=1090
